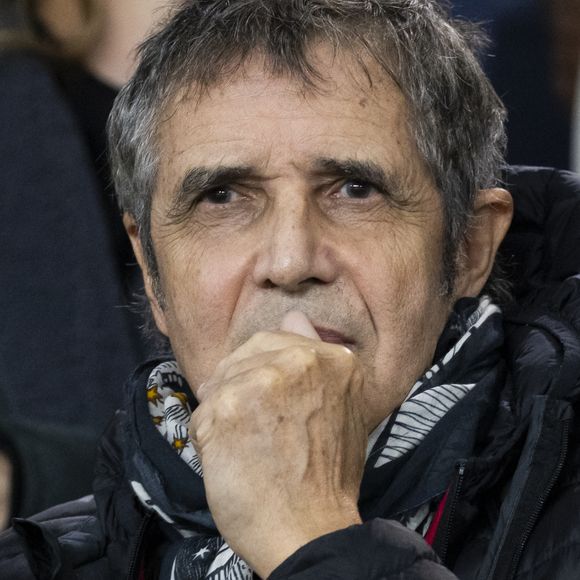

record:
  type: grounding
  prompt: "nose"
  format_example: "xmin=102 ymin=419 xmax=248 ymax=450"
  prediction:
xmin=252 ymin=197 xmax=338 ymax=292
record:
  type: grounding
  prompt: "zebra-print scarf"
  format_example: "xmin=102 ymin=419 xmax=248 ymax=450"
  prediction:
xmin=130 ymin=296 xmax=502 ymax=580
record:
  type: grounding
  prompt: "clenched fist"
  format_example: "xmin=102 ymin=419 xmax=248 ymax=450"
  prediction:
xmin=190 ymin=311 xmax=368 ymax=578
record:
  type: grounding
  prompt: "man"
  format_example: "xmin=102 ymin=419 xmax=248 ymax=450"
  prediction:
xmin=2 ymin=1 xmax=580 ymax=578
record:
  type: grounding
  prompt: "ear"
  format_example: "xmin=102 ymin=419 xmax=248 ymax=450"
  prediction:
xmin=454 ymin=188 xmax=513 ymax=298
xmin=123 ymin=213 xmax=169 ymax=336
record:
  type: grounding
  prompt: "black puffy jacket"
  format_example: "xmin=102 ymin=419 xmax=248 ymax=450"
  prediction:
xmin=1 ymin=166 xmax=579 ymax=579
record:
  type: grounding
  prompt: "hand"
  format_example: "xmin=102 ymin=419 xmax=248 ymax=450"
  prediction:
xmin=190 ymin=311 xmax=368 ymax=578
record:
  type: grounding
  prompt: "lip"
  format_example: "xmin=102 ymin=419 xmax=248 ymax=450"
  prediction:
xmin=314 ymin=326 xmax=355 ymax=348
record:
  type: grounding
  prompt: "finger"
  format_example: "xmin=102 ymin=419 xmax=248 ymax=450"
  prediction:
xmin=212 ymin=330 xmax=324 ymax=382
xmin=207 ymin=314 xmax=323 ymax=388
xmin=280 ymin=310 xmax=321 ymax=340
xmin=189 ymin=399 xmax=214 ymax=450
xmin=213 ymin=349 xmax=283 ymax=384
xmin=219 ymin=338 xmax=335 ymax=385
xmin=195 ymin=381 xmax=209 ymax=402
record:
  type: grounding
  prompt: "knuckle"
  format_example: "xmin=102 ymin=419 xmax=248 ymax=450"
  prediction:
xmin=214 ymin=356 xmax=229 ymax=376
xmin=190 ymin=407 xmax=211 ymax=445
xmin=253 ymin=364 xmax=282 ymax=385
xmin=350 ymin=361 xmax=364 ymax=386
xmin=214 ymin=387 xmax=242 ymax=422
xmin=329 ymin=343 xmax=355 ymax=368
xmin=251 ymin=330 xmax=273 ymax=344
xmin=274 ymin=345 xmax=318 ymax=376
xmin=325 ymin=345 xmax=363 ymax=390
xmin=287 ymin=345 xmax=317 ymax=365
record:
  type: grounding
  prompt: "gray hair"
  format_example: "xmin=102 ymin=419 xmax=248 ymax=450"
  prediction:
xmin=108 ymin=0 xmax=507 ymax=306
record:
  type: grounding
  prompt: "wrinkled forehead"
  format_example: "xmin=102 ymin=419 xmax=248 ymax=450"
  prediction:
xmin=159 ymin=42 xmax=404 ymax=131
xmin=152 ymin=45 xmax=424 ymax=188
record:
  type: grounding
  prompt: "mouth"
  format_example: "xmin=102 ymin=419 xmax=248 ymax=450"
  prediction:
xmin=314 ymin=326 xmax=356 ymax=349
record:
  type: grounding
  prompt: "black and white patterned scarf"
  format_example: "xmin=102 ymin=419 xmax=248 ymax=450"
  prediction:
xmin=130 ymin=296 xmax=502 ymax=579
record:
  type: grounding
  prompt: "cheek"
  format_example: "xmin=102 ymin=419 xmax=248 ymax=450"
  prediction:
xmin=369 ymin=252 xmax=442 ymax=365
xmin=359 ymin=229 xmax=449 ymax=424
xmin=366 ymin=226 xmax=444 ymax=318
xmin=156 ymin=239 xmax=250 ymax=387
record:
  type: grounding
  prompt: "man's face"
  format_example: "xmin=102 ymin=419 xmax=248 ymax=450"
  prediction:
xmin=141 ymin=49 xmax=456 ymax=429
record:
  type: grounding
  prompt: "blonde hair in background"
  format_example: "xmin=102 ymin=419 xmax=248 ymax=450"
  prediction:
xmin=573 ymin=58 xmax=580 ymax=173
xmin=0 ymin=0 xmax=102 ymax=60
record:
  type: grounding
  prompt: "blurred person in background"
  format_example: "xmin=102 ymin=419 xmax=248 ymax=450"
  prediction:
xmin=452 ymin=0 xmax=579 ymax=171
xmin=0 ymin=0 xmax=176 ymax=528
xmin=550 ymin=0 xmax=580 ymax=172
xmin=573 ymin=65 xmax=580 ymax=172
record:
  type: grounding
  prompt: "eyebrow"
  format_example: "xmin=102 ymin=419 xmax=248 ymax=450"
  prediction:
xmin=168 ymin=164 xmax=255 ymax=220
xmin=174 ymin=164 xmax=255 ymax=201
xmin=168 ymin=156 xmax=412 ymax=219
xmin=311 ymin=157 xmax=405 ymax=200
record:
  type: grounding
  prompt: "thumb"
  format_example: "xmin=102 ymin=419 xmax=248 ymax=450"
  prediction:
xmin=280 ymin=311 xmax=321 ymax=340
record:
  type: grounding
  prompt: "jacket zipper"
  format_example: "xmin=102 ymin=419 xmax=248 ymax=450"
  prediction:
xmin=439 ymin=460 xmax=466 ymax=565
xmin=505 ymin=418 xmax=571 ymax=579
xmin=126 ymin=512 xmax=153 ymax=580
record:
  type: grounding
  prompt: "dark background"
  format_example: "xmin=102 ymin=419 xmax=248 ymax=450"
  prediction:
xmin=452 ymin=0 xmax=579 ymax=171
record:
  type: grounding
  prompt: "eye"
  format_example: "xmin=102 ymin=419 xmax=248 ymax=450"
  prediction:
xmin=338 ymin=180 xmax=378 ymax=199
xmin=200 ymin=187 xmax=238 ymax=205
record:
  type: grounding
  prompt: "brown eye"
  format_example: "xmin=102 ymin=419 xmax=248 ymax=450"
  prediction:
xmin=201 ymin=187 xmax=237 ymax=204
xmin=339 ymin=180 xmax=376 ymax=199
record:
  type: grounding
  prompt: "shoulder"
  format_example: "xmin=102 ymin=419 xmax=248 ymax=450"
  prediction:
xmin=501 ymin=166 xmax=580 ymax=303
xmin=516 ymin=420 xmax=580 ymax=579
xmin=270 ymin=520 xmax=457 ymax=579
xmin=0 ymin=495 xmax=106 ymax=579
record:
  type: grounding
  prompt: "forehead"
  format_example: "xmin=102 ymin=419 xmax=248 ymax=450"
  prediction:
xmin=154 ymin=47 xmax=432 ymax=198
